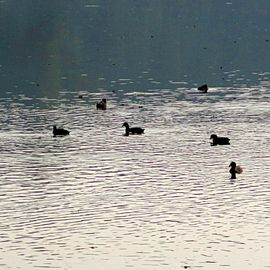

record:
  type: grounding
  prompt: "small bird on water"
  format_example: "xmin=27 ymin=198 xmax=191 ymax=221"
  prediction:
xmin=229 ymin=161 xmax=243 ymax=179
xmin=210 ymin=134 xmax=230 ymax=146
xmin=96 ymin=98 xmax=107 ymax=110
xmin=53 ymin=125 xmax=70 ymax=137
xmin=197 ymin=84 xmax=208 ymax=93
xmin=122 ymin=122 xmax=144 ymax=136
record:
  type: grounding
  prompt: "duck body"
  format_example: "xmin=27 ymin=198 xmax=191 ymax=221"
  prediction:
xmin=210 ymin=134 xmax=230 ymax=146
xmin=198 ymin=84 xmax=208 ymax=93
xmin=229 ymin=161 xmax=237 ymax=179
xmin=122 ymin=122 xmax=144 ymax=136
xmin=96 ymin=98 xmax=107 ymax=110
xmin=53 ymin=125 xmax=70 ymax=136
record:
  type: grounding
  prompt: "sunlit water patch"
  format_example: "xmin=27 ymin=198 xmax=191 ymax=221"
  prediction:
xmin=0 ymin=83 xmax=269 ymax=270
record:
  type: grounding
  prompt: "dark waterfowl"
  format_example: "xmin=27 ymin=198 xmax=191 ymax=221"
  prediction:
xmin=210 ymin=134 xmax=230 ymax=146
xmin=229 ymin=161 xmax=243 ymax=179
xmin=229 ymin=161 xmax=237 ymax=179
xmin=198 ymin=84 xmax=208 ymax=93
xmin=122 ymin=122 xmax=144 ymax=136
xmin=53 ymin=125 xmax=70 ymax=136
xmin=96 ymin=98 xmax=107 ymax=110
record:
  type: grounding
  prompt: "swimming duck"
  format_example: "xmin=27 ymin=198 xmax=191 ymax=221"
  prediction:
xmin=198 ymin=84 xmax=208 ymax=93
xmin=210 ymin=134 xmax=230 ymax=146
xmin=122 ymin=122 xmax=144 ymax=136
xmin=229 ymin=161 xmax=243 ymax=179
xmin=53 ymin=125 xmax=70 ymax=136
xmin=96 ymin=98 xmax=107 ymax=110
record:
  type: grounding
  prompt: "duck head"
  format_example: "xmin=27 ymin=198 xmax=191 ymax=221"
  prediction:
xmin=229 ymin=161 xmax=236 ymax=168
xmin=122 ymin=122 xmax=129 ymax=128
xmin=210 ymin=134 xmax=217 ymax=140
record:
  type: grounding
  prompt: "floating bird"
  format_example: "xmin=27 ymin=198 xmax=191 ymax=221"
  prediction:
xmin=122 ymin=122 xmax=144 ymax=136
xmin=53 ymin=125 xmax=70 ymax=137
xmin=229 ymin=161 xmax=243 ymax=179
xmin=198 ymin=84 xmax=208 ymax=93
xmin=96 ymin=98 xmax=107 ymax=110
xmin=210 ymin=134 xmax=230 ymax=146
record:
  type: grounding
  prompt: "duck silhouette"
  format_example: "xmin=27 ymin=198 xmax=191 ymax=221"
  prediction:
xmin=96 ymin=98 xmax=106 ymax=110
xmin=53 ymin=125 xmax=70 ymax=137
xmin=229 ymin=161 xmax=243 ymax=179
xmin=198 ymin=84 xmax=208 ymax=93
xmin=122 ymin=122 xmax=144 ymax=136
xmin=210 ymin=134 xmax=230 ymax=146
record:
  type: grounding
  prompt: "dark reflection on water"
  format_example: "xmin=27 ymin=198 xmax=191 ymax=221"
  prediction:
xmin=0 ymin=81 xmax=270 ymax=270
xmin=2 ymin=0 xmax=270 ymax=98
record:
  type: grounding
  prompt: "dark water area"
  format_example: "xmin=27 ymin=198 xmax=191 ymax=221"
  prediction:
xmin=0 ymin=1 xmax=270 ymax=270
xmin=2 ymin=1 xmax=270 ymax=97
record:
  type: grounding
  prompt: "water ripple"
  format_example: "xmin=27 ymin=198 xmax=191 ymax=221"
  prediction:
xmin=0 ymin=86 xmax=269 ymax=269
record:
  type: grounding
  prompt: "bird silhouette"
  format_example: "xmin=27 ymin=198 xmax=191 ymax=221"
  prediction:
xmin=53 ymin=125 xmax=70 ymax=137
xmin=96 ymin=98 xmax=107 ymax=110
xmin=122 ymin=122 xmax=144 ymax=136
xmin=210 ymin=134 xmax=230 ymax=146
xmin=229 ymin=161 xmax=243 ymax=179
xmin=197 ymin=84 xmax=208 ymax=93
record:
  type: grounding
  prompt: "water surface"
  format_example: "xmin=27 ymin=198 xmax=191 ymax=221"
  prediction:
xmin=0 ymin=78 xmax=269 ymax=269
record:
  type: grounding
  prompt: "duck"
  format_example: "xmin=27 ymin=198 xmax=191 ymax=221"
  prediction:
xmin=53 ymin=125 xmax=70 ymax=137
xmin=122 ymin=122 xmax=144 ymax=136
xmin=197 ymin=84 xmax=208 ymax=93
xmin=96 ymin=98 xmax=106 ymax=110
xmin=229 ymin=161 xmax=243 ymax=179
xmin=210 ymin=134 xmax=230 ymax=146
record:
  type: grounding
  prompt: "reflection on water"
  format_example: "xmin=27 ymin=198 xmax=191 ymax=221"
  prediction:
xmin=0 ymin=78 xmax=270 ymax=270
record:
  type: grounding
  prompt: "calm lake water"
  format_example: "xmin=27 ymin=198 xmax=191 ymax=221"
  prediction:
xmin=0 ymin=73 xmax=269 ymax=270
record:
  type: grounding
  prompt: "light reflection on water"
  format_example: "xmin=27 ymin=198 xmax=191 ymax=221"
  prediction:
xmin=0 ymin=81 xmax=270 ymax=270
